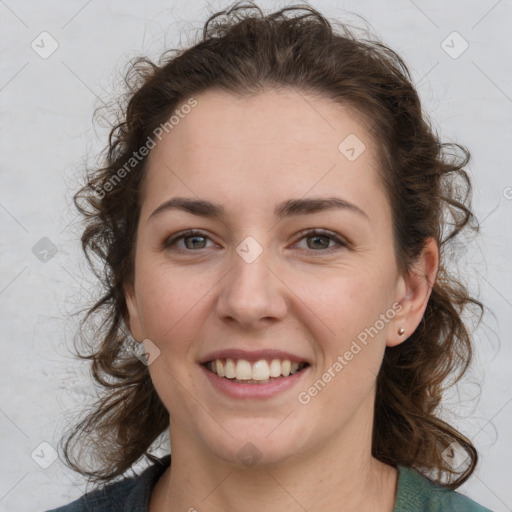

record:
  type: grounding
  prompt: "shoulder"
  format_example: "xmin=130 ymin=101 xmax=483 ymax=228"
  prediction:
xmin=394 ymin=465 xmax=493 ymax=512
xmin=44 ymin=477 xmax=139 ymax=512
xmin=44 ymin=454 xmax=171 ymax=512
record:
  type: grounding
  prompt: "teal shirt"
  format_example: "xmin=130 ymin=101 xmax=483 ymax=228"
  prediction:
xmin=46 ymin=455 xmax=492 ymax=511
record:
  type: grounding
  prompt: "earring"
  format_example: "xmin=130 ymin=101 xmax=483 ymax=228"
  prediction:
xmin=397 ymin=327 xmax=405 ymax=336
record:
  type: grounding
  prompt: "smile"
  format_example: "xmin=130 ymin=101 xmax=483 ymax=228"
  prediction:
xmin=204 ymin=357 xmax=309 ymax=383
xmin=201 ymin=357 xmax=311 ymax=399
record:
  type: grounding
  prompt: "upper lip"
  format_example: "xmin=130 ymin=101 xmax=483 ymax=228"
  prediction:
xmin=199 ymin=349 xmax=310 ymax=365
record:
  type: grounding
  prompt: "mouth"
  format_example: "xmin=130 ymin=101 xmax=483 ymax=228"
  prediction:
xmin=202 ymin=357 xmax=310 ymax=384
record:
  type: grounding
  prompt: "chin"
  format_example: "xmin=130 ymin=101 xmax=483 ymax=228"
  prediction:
xmin=205 ymin=426 xmax=306 ymax=469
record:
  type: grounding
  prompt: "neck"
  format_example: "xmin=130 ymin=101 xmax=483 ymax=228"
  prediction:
xmin=150 ymin=410 xmax=398 ymax=512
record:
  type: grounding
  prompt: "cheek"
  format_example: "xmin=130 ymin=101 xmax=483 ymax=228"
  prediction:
xmin=297 ymin=266 xmax=393 ymax=345
xmin=299 ymin=272 xmax=391 ymax=400
xmin=134 ymin=259 xmax=213 ymax=348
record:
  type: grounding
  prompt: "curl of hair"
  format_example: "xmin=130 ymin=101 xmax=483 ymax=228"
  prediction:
xmin=62 ymin=1 xmax=483 ymax=489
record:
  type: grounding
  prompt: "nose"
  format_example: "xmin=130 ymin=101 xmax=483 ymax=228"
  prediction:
xmin=215 ymin=246 xmax=288 ymax=329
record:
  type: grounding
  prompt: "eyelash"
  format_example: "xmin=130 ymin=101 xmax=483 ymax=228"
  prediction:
xmin=162 ymin=229 xmax=348 ymax=255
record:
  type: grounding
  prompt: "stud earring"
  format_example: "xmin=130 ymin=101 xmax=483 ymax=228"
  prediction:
xmin=397 ymin=327 xmax=405 ymax=336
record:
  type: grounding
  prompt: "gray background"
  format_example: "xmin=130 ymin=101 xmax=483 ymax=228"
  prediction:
xmin=0 ymin=0 xmax=511 ymax=510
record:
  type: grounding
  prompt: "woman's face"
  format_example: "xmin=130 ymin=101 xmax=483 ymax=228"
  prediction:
xmin=125 ymin=88 xmax=415 ymax=467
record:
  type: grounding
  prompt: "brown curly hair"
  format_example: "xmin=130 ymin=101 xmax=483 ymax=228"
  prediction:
xmin=61 ymin=1 xmax=484 ymax=490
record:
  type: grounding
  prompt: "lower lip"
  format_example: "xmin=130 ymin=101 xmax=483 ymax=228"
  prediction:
xmin=200 ymin=363 xmax=310 ymax=399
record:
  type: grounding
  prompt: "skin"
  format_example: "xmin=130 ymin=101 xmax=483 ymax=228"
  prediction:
xmin=124 ymin=88 xmax=439 ymax=512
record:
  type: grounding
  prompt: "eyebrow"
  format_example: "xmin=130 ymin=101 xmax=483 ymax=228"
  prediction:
xmin=147 ymin=196 xmax=369 ymax=223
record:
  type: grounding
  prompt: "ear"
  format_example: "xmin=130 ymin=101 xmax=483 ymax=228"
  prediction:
xmin=123 ymin=282 xmax=144 ymax=343
xmin=387 ymin=237 xmax=439 ymax=347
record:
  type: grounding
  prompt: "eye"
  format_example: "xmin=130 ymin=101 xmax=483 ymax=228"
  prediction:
xmin=162 ymin=228 xmax=349 ymax=254
xmin=162 ymin=230 xmax=216 ymax=252
xmin=293 ymin=229 xmax=348 ymax=253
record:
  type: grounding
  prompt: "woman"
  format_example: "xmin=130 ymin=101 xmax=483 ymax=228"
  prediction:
xmin=47 ymin=2 xmax=491 ymax=511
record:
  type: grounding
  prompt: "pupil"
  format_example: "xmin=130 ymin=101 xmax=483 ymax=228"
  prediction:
xmin=310 ymin=235 xmax=328 ymax=249
xmin=186 ymin=236 xmax=205 ymax=249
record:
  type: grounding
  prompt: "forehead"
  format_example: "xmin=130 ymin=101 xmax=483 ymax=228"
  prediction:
xmin=155 ymin=87 xmax=373 ymax=157
xmin=141 ymin=88 xmax=389 ymax=225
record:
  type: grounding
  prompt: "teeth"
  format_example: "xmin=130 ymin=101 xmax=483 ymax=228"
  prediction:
xmin=252 ymin=360 xmax=270 ymax=380
xmin=216 ymin=359 xmax=225 ymax=377
xmin=225 ymin=358 xmax=236 ymax=379
xmin=207 ymin=358 xmax=306 ymax=381
xmin=281 ymin=360 xmax=291 ymax=377
xmin=235 ymin=359 xmax=252 ymax=380
xmin=269 ymin=359 xmax=281 ymax=377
